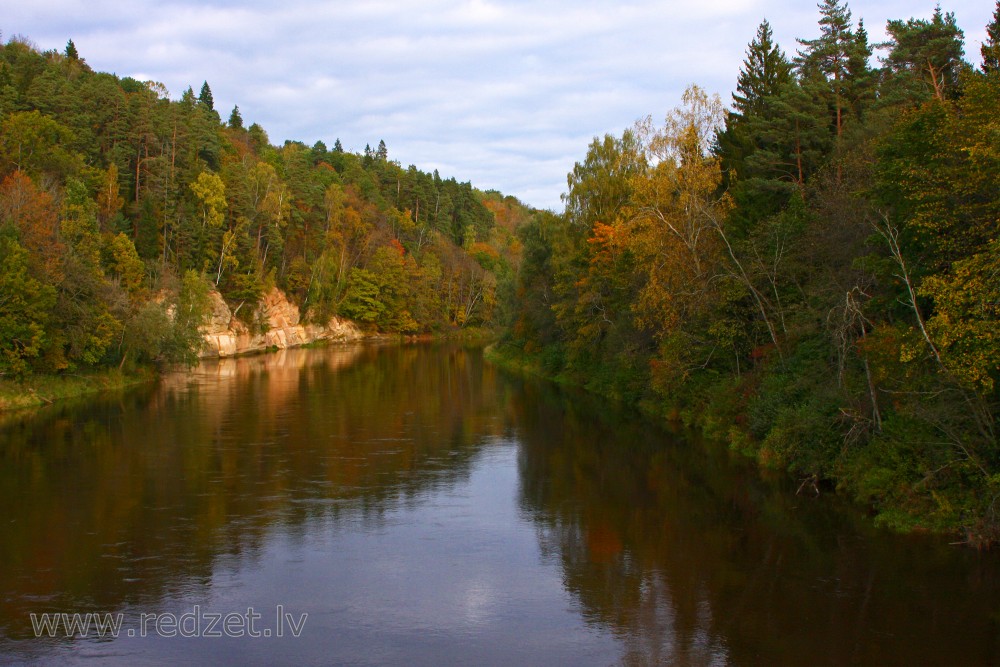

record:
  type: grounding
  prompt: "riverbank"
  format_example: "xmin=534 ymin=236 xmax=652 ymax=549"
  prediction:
xmin=0 ymin=331 xmax=499 ymax=413
xmin=0 ymin=367 xmax=158 ymax=412
xmin=484 ymin=341 xmax=985 ymax=546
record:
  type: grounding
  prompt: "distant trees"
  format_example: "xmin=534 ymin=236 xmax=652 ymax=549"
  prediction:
xmin=0 ymin=34 xmax=528 ymax=377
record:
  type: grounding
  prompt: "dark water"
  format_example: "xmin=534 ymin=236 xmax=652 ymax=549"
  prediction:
xmin=1 ymin=344 xmax=999 ymax=666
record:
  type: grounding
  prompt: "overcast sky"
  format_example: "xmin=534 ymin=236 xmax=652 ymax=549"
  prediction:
xmin=4 ymin=1 xmax=995 ymax=210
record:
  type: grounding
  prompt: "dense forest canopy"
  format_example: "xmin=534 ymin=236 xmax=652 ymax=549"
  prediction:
xmin=499 ymin=1 xmax=1000 ymax=544
xmin=0 ymin=34 xmax=532 ymax=375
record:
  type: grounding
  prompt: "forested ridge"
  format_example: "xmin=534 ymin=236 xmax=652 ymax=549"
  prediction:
xmin=497 ymin=1 xmax=1000 ymax=544
xmin=0 ymin=33 xmax=530 ymax=377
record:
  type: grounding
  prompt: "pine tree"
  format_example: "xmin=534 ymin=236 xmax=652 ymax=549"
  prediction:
xmin=198 ymin=81 xmax=214 ymax=111
xmin=333 ymin=138 xmax=344 ymax=153
xmin=983 ymin=1 xmax=1000 ymax=74
xmin=376 ymin=139 xmax=388 ymax=161
xmin=65 ymin=39 xmax=78 ymax=60
xmin=795 ymin=0 xmax=858 ymax=138
xmin=881 ymin=7 xmax=966 ymax=103
xmin=228 ymin=104 xmax=243 ymax=129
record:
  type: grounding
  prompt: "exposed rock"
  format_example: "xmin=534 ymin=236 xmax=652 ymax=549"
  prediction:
xmin=199 ymin=287 xmax=362 ymax=358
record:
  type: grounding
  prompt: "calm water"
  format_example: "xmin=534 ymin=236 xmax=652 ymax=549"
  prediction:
xmin=1 ymin=343 xmax=999 ymax=666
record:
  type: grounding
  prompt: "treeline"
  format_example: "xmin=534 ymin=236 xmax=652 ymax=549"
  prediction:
xmin=0 ymin=35 xmax=531 ymax=376
xmin=499 ymin=1 xmax=1000 ymax=543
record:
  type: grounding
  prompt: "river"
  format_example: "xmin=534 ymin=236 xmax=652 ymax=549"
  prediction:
xmin=0 ymin=343 xmax=998 ymax=665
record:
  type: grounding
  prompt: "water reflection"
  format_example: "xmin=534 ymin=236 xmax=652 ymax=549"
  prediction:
xmin=510 ymin=378 xmax=1000 ymax=665
xmin=1 ymin=343 xmax=999 ymax=665
xmin=0 ymin=344 xmax=504 ymax=645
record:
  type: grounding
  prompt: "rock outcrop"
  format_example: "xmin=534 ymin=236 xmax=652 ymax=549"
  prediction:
xmin=200 ymin=287 xmax=362 ymax=357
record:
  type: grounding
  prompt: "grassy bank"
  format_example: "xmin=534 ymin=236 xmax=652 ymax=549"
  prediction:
xmin=0 ymin=368 xmax=156 ymax=412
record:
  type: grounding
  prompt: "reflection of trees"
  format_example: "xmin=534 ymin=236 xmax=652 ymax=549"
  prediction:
xmin=0 ymin=343 xmax=503 ymax=641
xmin=510 ymin=378 xmax=1000 ymax=666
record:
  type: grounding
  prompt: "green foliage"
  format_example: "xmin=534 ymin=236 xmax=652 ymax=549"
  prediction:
xmin=228 ymin=104 xmax=243 ymax=129
xmin=984 ymin=2 xmax=1000 ymax=74
xmin=0 ymin=35 xmax=525 ymax=388
xmin=500 ymin=9 xmax=1000 ymax=543
xmin=339 ymin=267 xmax=385 ymax=325
xmin=0 ymin=235 xmax=56 ymax=377
xmin=880 ymin=7 xmax=967 ymax=104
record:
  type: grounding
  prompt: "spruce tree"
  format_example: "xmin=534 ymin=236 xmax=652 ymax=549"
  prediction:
xmin=228 ymin=105 xmax=243 ymax=129
xmin=733 ymin=20 xmax=793 ymax=118
xmin=717 ymin=20 xmax=794 ymax=227
xmin=198 ymin=81 xmax=214 ymax=111
xmin=983 ymin=1 xmax=1000 ymax=74
xmin=845 ymin=19 xmax=875 ymax=121
xmin=65 ymin=39 xmax=78 ymax=60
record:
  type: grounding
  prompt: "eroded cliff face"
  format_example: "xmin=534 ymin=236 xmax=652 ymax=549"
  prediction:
xmin=200 ymin=287 xmax=362 ymax=357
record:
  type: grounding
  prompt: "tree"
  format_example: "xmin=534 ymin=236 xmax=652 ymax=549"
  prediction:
xmin=881 ymin=7 xmax=967 ymax=103
xmin=795 ymin=0 xmax=859 ymax=138
xmin=732 ymin=20 xmax=793 ymax=118
xmin=96 ymin=163 xmax=125 ymax=230
xmin=0 ymin=171 xmax=63 ymax=283
xmin=717 ymin=20 xmax=795 ymax=227
xmin=628 ymin=86 xmax=730 ymax=335
xmin=563 ymin=130 xmax=645 ymax=231
xmin=198 ymin=81 xmax=214 ymax=111
xmin=65 ymin=39 xmax=78 ymax=61
xmin=0 ymin=235 xmax=56 ymax=376
xmin=228 ymin=104 xmax=243 ymax=129
xmin=0 ymin=110 xmax=82 ymax=177
xmin=981 ymin=1 xmax=1000 ymax=74
xmin=190 ymin=171 xmax=227 ymax=228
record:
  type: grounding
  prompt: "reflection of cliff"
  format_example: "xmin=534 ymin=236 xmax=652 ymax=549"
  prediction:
xmin=509 ymin=379 xmax=1000 ymax=666
xmin=0 ymin=344 xmax=502 ymax=641
xmin=200 ymin=286 xmax=362 ymax=357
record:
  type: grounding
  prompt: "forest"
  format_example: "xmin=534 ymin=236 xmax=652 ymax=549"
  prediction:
xmin=0 ymin=33 xmax=530 ymax=376
xmin=496 ymin=1 xmax=1000 ymax=544
xmin=2 ymin=0 xmax=1000 ymax=544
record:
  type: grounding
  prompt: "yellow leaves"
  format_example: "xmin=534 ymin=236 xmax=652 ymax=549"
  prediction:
xmin=899 ymin=341 xmax=921 ymax=363
xmin=189 ymin=171 xmax=227 ymax=228
xmin=96 ymin=163 xmax=124 ymax=227
xmin=623 ymin=85 xmax=730 ymax=337
xmin=920 ymin=241 xmax=1000 ymax=391
xmin=108 ymin=232 xmax=146 ymax=300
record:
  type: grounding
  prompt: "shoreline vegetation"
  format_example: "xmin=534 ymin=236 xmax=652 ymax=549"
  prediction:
xmin=0 ymin=366 xmax=156 ymax=412
xmin=495 ymin=4 xmax=1000 ymax=547
xmin=0 ymin=327 xmax=499 ymax=413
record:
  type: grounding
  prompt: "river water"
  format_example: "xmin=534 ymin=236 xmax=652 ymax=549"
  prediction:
xmin=0 ymin=343 xmax=998 ymax=665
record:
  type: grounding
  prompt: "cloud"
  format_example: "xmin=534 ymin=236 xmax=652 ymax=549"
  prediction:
xmin=6 ymin=0 xmax=997 ymax=210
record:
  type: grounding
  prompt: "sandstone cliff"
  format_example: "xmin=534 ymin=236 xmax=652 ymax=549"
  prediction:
xmin=200 ymin=287 xmax=362 ymax=357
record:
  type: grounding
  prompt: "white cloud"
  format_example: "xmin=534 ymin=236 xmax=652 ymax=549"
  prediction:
xmin=5 ymin=0 xmax=996 ymax=210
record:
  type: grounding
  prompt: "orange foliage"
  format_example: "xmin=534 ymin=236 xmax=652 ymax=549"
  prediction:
xmin=0 ymin=171 xmax=64 ymax=282
xmin=469 ymin=241 xmax=499 ymax=260
xmin=390 ymin=237 xmax=406 ymax=256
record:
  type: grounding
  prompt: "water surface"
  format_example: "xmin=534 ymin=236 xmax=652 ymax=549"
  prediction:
xmin=1 ymin=344 xmax=998 ymax=665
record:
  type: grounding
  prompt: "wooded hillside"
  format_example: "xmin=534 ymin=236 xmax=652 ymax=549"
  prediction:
xmin=499 ymin=1 xmax=1000 ymax=544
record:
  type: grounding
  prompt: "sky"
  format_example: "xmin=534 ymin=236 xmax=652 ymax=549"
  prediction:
xmin=3 ymin=1 xmax=995 ymax=211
